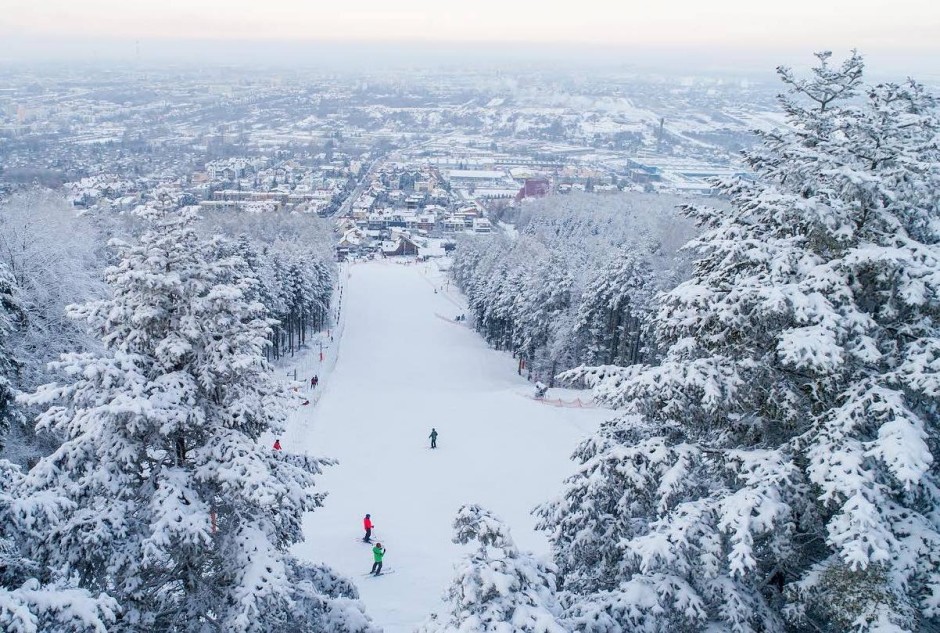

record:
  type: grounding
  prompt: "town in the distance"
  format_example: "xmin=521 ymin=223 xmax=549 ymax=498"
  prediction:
xmin=0 ymin=63 xmax=776 ymax=254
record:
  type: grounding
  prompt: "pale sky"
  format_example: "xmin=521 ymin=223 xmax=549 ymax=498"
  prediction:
xmin=1 ymin=0 xmax=938 ymax=72
xmin=1 ymin=0 xmax=937 ymax=47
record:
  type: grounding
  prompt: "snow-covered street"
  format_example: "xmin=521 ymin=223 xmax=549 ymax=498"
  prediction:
xmin=284 ymin=261 xmax=609 ymax=632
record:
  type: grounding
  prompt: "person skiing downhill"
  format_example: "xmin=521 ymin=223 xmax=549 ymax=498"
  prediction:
xmin=273 ymin=439 xmax=282 ymax=450
xmin=370 ymin=543 xmax=386 ymax=576
xmin=429 ymin=428 xmax=438 ymax=449
xmin=363 ymin=514 xmax=373 ymax=542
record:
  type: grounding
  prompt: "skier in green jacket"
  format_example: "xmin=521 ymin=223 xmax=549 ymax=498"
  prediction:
xmin=370 ymin=543 xmax=386 ymax=576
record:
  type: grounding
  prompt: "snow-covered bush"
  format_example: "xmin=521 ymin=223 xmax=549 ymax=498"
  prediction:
xmin=17 ymin=208 xmax=374 ymax=632
xmin=421 ymin=504 xmax=567 ymax=633
xmin=538 ymin=52 xmax=940 ymax=632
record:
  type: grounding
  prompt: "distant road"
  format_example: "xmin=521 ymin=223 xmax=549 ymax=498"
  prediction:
xmin=329 ymin=155 xmax=384 ymax=219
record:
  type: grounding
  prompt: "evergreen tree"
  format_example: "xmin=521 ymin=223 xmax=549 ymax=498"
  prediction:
xmin=519 ymin=255 xmax=574 ymax=384
xmin=1 ymin=262 xmax=116 ymax=633
xmin=421 ymin=504 xmax=567 ymax=633
xmin=19 ymin=209 xmax=375 ymax=632
xmin=538 ymin=52 xmax=940 ymax=632
xmin=576 ymin=246 xmax=655 ymax=367
xmin=1 ymin=460 xmax=119 ymax=633
xmin=0 ymin=263 xmax=19 ymax=446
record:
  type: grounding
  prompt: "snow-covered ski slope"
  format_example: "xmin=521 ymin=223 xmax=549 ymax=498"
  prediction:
xmin=285 ymin=261 xmax=609 ymax=632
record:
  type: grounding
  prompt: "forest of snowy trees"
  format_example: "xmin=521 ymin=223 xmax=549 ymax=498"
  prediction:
xmin=0 ymin=198 xmax=373 ymax=631
xmin=198 ymin=211 xmax=336 ymax=362
xmin=451 ymin=192 xmax=697 ymax=385
xmin=0 ymin=193 xmax=338 ymax=467
xmin=439 ymin=52 xmax=940 ymax=633
xmin=1 ymin=49 xmax=938 ymax=633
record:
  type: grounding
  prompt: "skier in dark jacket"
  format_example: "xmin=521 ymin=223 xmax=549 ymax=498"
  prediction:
xmin=371 ymin=543 xmax=386 ymax=576
xmin=429 ymin=428 xmax=438 ymax=449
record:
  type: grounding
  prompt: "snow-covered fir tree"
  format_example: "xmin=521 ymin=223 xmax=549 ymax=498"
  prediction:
xmin=18 ymin=208 xmax=376 ymax=632
xmin=517 ymin=254 xmax=575 ymax=385
xmin=0 ymin=262 xmax=19 ymax=444
xmin=1 ymin=460 xmax=119 ymax=633
xmin=576 ymin=245 xmax=655 ymax=367
xmin=1 ymin=260 xmax=117 ymax=633
xmin=538 ymin=52 xmax=940 ymax=632
xmin=420 ymin=504 xmax=567 ymax=633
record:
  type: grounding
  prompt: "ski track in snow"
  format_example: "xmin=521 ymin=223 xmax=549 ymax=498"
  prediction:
xmin=285 ymin=260 xmax=609 ymax=632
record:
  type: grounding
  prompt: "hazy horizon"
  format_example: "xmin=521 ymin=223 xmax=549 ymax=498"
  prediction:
xmin=1 ymin=0 xmax=938 ymax=77
xmin=1 ymin=38 xmax=937 ymax=81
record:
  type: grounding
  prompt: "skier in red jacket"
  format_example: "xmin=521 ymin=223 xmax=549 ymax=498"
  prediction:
xmin=363 ymin=514 xmax=373 ymax=542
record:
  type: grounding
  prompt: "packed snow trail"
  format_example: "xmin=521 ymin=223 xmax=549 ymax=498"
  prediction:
xmin=285 ymin=261 xmax=608 ymax=632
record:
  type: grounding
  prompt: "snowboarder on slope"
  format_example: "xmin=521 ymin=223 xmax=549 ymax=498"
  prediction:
xmin=371 ymin=543 xmax=386 ymax=576
xmin=363 ymin=514 xmax=373 ymax=542
xmin=429 ymin=428 xmax=438 ymax=449
xmin=273 ymin=439 xmax=282 ymax=450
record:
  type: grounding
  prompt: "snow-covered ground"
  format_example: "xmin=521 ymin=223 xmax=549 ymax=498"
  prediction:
xmin=284 ymin=260 xmax=609 ymax=632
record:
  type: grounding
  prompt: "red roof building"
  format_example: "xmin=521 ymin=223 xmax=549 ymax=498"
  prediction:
xmin=516 ymin=178 xmax=551 ymax=201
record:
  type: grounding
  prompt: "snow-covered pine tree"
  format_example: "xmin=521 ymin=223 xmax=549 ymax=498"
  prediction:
xmin=1 ymin=261 xmax=117 ymax=633
xmin=538 ymin=52 xmax=940 ymax=632
xmin=309 ymin=257 xmax=335 ymax=331
xmin=518 ymin=254 xmax=574 ymax=384
xmin=576 ymin=246 xmax=655 ymax=367
xmin=18 ymin=209 xmax=376 ymax=632
xmin=0 ymin=263 xmax=19 ymax=445
xmin=420 ymin=504 xmax=567 ymax=633
xmin=205 ymin=213 xmax=337 ymax=362
xmin=483 ymin=260 xmax=526 ymax=352
xmin=1 ymin=460 xmax=119 ymax=633
xmin=268 ymin=250 xmax=292 ymax=358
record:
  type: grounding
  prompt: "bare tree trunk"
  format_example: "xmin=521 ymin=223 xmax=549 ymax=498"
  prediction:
xmin=175 ymin=433 xmax=186 ymax=466
xmin=608 ymin=307 xmax=621 ymax=365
